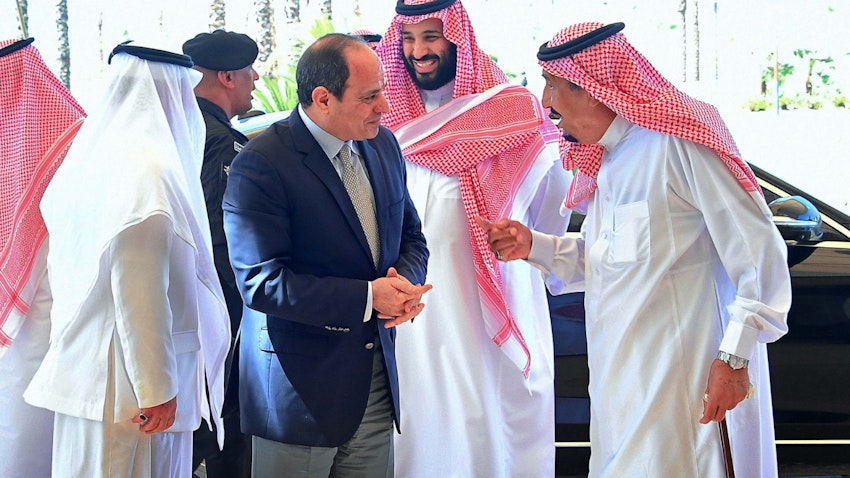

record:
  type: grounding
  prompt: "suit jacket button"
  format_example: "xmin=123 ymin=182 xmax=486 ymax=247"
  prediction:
xmin=365 ymin=343 xmax=374 ymax=350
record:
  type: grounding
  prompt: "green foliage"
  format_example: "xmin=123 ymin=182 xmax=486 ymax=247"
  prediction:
xmin=779 ymin=94 xmax=803 ymax=110
xmin=792 ymin=48 xmax=812 ymax=60
xmin=833 ymin=95 xmax=849 ymax=108
xmin=253 ymin=17 xmax=338 ymax=113
xmin=793 ymin=48 xmax=834 ymax=96
xmin=751 ymin=47 xmax=846 ymax=112
xmin=746 ymin=98 xmax=772 ymax=112
xmin=760 ymin=52 xmax=794 ymax=87
xmin=308 ymin=17 xmax=336 ymax=41
xmin=254 ymin=65 xmax=298 ymax=113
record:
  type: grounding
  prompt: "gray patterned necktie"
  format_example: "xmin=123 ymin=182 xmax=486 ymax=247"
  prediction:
xmin=337 ymin=143 xmax=380 ymax=266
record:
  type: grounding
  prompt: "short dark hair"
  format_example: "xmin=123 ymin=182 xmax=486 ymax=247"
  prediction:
xmin=296 ymin=33 xmax=366 ymax=106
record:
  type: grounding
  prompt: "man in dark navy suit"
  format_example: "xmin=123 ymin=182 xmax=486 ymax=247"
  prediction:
xmin=223 ymin=33 xmax=431 ymax=477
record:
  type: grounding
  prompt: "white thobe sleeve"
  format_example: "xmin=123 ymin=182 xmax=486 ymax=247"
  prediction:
xmin=527 ymin=229 xmax=586 ymax=295
xmin=109 ymin=214 xmax=178 ymax=409
xmin=676 ymin=141 xmax=791 ymax=359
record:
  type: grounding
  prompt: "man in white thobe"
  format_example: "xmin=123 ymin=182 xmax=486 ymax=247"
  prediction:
xmin=483 ymin=22 xmax=791 ymax=477
xmin=24 ymin=43 xmax=230 ymax=478
xmin=376 ymin=1 xmax=571 ymax=476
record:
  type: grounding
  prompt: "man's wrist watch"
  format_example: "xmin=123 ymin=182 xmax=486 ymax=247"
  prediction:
xmin=716 ymin=351 xmax=749 ymax=370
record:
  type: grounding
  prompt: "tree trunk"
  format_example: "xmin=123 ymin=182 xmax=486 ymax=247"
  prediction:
xmin=98 ymin=12 xmax=104 ymax=65
xmin=56 ymin=0 xmax=71 ymax=88
xmin=283 ymin=0 xmax=302 ymax=66
xmin=678 ymin=0 xmax=686 ymax=82
xmin=210 ymin=0 xmax=226 ymax=30
xmin=255 ymin=0 xmax=276 ymax=70
xmin=284 ymin=0 xmax=300 ymax=23
xmin=692 ymin=0 xmax=700 ymax=81
xmin=16 ymin=0 xmax=29 ymax=37
xmin=679 ymin=0 xmax=701 ymax=82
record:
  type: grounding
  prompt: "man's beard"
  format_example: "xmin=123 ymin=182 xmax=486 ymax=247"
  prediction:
xmin=404 ymin=45 xmax=458 ymax=91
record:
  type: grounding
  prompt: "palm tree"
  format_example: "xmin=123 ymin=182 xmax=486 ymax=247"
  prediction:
xmin=678 ymin=0 xmax=701 ymax=81
xmin=678 ymin=0 xmax=686 ymax=82
xmin=283 ymin=0 xmax=300 ymax=24
xmin=255 ymin=0 xmax=276 ymax=69
xmin=283 ymin=0 xmax=302 ymax=66
xmin=16 ymin=0 xmax=28 ymax=37
xmin=692 ymin=0 xmax=700 ymax=81
xmin=210 ymin=0 xmax=226 ymax=30
xmin=57 ymin=0 xmax=71 ymax=88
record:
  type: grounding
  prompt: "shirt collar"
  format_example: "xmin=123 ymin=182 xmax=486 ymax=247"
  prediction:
xmin=298 ymin=104 xmax=360 ymax=160
xmin=597 ymin=114 xmax=631 ymax=151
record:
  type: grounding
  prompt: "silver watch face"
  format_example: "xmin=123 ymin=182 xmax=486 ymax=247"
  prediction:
xmin=728 ymin=356 xmax=746 ymax=369
xmin=718 ymin=351 xmax=748 ymax=369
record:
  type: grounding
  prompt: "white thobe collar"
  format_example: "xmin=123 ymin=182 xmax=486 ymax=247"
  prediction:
xmin=597 ymin=114 xmax=631 ymax=152
xmin=419 ymin=80 xmax=456 ymax=112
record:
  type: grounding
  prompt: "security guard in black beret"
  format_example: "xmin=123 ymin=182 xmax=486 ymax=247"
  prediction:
xmin=182 ymin=29 xmax=258 ymax=478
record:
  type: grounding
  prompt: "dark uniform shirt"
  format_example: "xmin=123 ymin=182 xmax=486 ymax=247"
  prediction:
xmin=198 ymin=96 xmax=248 ymax=332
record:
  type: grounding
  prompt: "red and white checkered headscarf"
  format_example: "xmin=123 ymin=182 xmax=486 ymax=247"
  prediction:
xmin=540 ymin=22 xmax=763 ymax=210
xmin=378 ymin=0 xmax=562 ymax=377
xmin=377 ymin=0 xmax=507 ymax=131
xmin=0 ymin=39 xmax=85 ymax=353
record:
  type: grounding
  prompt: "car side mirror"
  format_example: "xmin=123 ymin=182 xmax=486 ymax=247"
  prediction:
xmin=769 ymin=195 xmax=823 ymax=242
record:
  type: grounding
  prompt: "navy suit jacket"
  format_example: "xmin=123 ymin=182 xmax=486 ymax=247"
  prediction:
xmin=223 ymin=108 xmax=428 ymax=447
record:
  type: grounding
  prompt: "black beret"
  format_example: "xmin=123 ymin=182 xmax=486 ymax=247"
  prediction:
xmin=182 ymin=30 xmax=258 ymax=71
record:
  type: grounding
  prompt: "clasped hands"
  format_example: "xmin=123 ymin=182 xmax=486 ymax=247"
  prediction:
xmin=372 ymin=267 xmax=433 ymax=328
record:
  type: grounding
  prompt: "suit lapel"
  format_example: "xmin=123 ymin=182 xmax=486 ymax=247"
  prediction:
xmin=290 ymin=112 xmax=377 ymax=269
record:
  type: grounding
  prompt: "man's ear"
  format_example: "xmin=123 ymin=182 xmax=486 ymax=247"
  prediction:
xmin=217 ymin=70 xmax=234 ymax=88
xmin=312 ymin=86 xmax=331 ymax=113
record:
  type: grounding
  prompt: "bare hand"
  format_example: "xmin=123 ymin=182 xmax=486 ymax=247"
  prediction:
xmin=372 ymin=267 xmax=432 ymax=327
xmin=475 ymin=217 xmax=533 ymax=261
xmin=132 ymin=396 xmax=177 ymax=434
xmin=699 ymin=359 xmax=751 ymax=424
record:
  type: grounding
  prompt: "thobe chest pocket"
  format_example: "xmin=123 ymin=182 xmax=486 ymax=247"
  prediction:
xmin=611 ymin=200 xmax=650 ymax=264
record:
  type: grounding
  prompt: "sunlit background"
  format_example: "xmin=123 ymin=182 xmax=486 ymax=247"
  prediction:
xmin=3 ymin=0 xmax=849 ymax=213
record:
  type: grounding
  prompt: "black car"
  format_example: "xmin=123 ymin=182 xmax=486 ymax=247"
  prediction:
xmin=550 ymin=163 xmax=850 ymax=477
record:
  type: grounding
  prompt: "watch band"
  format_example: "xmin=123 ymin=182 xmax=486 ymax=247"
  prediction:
xmin=717 ymin=351 xmax=749 ymax=370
